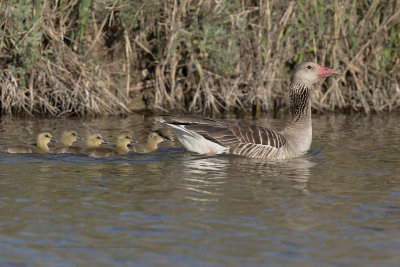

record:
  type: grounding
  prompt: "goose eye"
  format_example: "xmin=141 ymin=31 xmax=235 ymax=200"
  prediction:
xmin=307 ymin=65 xmax=312 ymax=69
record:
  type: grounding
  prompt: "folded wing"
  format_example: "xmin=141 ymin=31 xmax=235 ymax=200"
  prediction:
xmin=161 ymin=115 xmax=287 ymax=158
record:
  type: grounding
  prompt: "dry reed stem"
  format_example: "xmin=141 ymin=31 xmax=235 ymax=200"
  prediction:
xmin=1 ymin=0 xmax=399 ymax=116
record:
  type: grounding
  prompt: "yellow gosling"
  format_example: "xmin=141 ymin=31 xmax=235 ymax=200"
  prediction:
xmin=56 ymin=130 xmax=83 ymax=153
xmin=86 ymin=133 xmax=108 ymax=149
xmin=61 ymin=130 xmax=82 ymax=147
xmin=83 ymin=133 xmax=109 ymax=157
xmin=1 ymin=132 xmax=56 ymax=154
xmin=114 ymin=134 xmax=136 ymax=155
xmin=130 ymin=130 xmax=170 ymax=153
xmin=86 ymin=134 xmax=135 ymax=158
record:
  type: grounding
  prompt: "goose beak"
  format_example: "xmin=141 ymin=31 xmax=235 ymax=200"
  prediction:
xmin=101 ymin=138 xmax=109 ymax=144
xmin=317 ymin=65 xmax=339 ymax=78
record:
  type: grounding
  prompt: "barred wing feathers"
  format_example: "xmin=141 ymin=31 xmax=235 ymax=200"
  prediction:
xmin=161 ymin=115 xmax=287 ymax=158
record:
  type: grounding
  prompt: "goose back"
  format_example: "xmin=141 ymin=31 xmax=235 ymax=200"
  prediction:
xmin=161 ymin=115 xmax=287 ymax=158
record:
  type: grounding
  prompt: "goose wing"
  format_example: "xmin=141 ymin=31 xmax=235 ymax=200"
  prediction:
xmin=160 ymin=115 xmax=286 ymax=158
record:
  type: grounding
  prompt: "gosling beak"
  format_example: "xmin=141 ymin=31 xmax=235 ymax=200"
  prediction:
xmin=130 ymin=138 xmax=137 ymax=144
xmin=77 ymin=135 xmax=83 ymax=141
xmin=50 ymin=137 xmax=57 ymax=143
xmin=101 ymin=138 xmax=109 ymax=144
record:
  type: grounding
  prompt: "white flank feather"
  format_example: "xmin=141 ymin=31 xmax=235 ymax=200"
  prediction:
xmin=161 ymin=121 xmax=227 ymax=155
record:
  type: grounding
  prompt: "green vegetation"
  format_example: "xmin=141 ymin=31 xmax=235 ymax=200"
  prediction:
xmin=0 ymin=0 xmax=399 ymax=116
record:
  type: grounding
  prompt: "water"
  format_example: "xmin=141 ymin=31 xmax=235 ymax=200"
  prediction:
xmin=1 ymin=114 xmax=400 ymax=266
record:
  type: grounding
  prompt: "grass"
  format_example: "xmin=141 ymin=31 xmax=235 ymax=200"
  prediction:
xmin=0 ymin=0 xmax=399 ymax=116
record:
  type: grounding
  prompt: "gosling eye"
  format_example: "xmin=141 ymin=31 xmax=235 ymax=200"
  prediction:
xmin=126 ymin=136 xmax=129 ymax=139
xmin=72 ymin=133 xmax=76 ymax=136
xmin=97 ymin=136 xmax=101 ymax=140
xmin=307 ymin=65 xmax=312 ymax=69
xmin=45 ymin=134 xmax=50 ymax=138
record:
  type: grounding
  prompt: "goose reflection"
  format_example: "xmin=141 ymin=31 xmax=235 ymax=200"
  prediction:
xmin=181 ymin=154 xmax=316 ymax=201
xmin=234 ymin=156 xmax=316 ymax=195
xmin=181 ymin=155 xmax=230 ymax=202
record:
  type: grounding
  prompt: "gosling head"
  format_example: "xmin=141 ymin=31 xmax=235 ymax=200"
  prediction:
xmin=116 ymin=134 xmax=136 ymax=148
xmin=37 ymin=132 xmax=56 ymax=148
xmin=87 ymin=133 xmax=108 ymax=148
xmin=148 ymin=130 xmax=170 ymax=145
xmin=61 ymin=130 xmax=82 ymax=147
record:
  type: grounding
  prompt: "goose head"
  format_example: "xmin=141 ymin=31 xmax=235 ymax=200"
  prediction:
xmin=292 ymin=62 xmax=339 ymax=85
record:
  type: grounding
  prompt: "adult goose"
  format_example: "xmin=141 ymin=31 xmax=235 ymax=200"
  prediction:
xmin=159 ymin=62 xmax=338 ymax=160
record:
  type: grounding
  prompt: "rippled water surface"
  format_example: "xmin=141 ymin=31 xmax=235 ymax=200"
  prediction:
xmin=1 ymin=114 xmax=400 ymax=266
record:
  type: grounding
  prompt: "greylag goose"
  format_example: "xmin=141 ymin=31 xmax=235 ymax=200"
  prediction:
xmin=1 ymin=132 xmax=56 ymax=154
xmin=130 ymin=130 xmax=170 ymax=153
xmin=159 ymin=62 xmax=338 ymax=159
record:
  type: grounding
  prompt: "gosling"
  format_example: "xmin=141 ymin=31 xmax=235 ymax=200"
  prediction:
xmin=130 ymin=130 xmax=170 ymax=153
xmin=55 ymin=130 xmax=82 ymax=153
xmin=81 ymin=133 xmax=109 ymax=156
xmin=86 ymin=134 xmax=135 ymax=158
xmin=1 ymin=132 xmax=56 ymax=154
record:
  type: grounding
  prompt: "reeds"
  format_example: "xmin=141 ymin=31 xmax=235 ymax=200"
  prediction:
xmin=0 ymin=0 xmax=130 ymax=116
xmin=0 ymin=0 xmax=399 ymax=116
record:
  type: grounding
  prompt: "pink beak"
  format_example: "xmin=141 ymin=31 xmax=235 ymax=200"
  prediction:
xmin=317 ymin=65 xmax=339 ymax=78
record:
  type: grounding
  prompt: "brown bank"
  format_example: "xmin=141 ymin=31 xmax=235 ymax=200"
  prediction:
xmin=0 ymin=1 xmax=399 ymax=117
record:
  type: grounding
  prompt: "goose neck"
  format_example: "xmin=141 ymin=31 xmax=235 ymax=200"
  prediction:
xmin=288 ymin=81 xmax=312 ymax=124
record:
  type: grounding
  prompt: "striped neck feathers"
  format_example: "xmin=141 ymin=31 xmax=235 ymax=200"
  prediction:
xmin=288 ymin=80 xmax=312 ymax=123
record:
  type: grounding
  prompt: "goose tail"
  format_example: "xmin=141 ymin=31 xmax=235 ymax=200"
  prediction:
xmin=158 ymin=118 xmax=227 ymax=155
